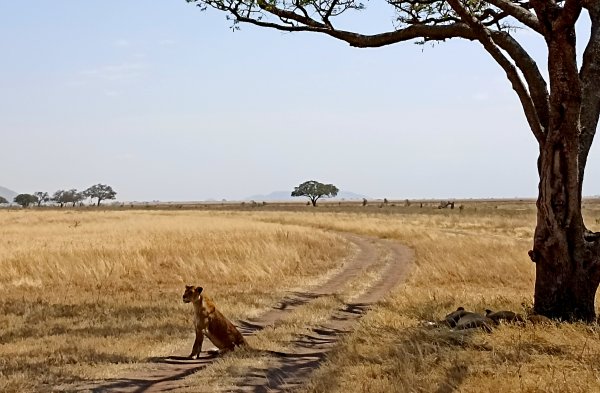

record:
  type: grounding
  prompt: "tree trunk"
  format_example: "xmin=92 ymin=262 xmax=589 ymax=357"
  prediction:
xmin=531 ymin=146 xmax=600 ymax=320
xmin=531 ymin=121 xmax=600 ymax=320
xmin=530 ymin=28 xmax=600 ymax=322
xmin=97 ymin=199 xmax=102 ymax=207
xmin=310 ymin=197 xmax=317 ymax=207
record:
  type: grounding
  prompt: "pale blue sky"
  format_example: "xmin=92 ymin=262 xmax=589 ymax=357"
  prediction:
xmin=1 ymin=1 xmax=598 ymax=201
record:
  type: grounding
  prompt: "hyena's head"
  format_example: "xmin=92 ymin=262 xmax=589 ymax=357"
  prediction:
xmin=182 ymin=285 xmax=203 ymax=303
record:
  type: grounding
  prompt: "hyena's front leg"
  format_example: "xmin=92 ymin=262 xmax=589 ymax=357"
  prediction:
xmin=190 ymin=329 xmax=204 ymax=359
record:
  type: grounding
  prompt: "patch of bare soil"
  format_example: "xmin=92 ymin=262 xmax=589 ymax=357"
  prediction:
xmin=67 ymin=234 xmax=413 ymax=393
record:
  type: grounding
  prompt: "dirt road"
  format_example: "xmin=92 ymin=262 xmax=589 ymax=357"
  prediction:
xmin=74 ymin=233 xmax=413 ymax=393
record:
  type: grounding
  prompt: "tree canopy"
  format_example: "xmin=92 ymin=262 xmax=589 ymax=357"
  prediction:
xmin=84 ymin=184 xmax=117 ymax=206
xmin=292 ymin=180 xmax=339 ymax=206
xmin=34 ymin=191 xmax=49 ymax=207
xmin=50 ymin=189 xmax=84 ymax=207
xmin=185 ymin=0 xmax=600 ymax=321
xmin=14 ymin=194 xmax=38 ymax=208
xmin=52 ymin=190 xmax=67 ymax=207
xmin=0 ymin=196 xmax=8 ymax=204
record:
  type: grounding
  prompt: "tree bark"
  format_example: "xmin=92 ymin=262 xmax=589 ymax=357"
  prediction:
xmin=531 ymin=137 xmax=600 ymax=320
xmin=530 ymin=21 xmax=600 ymax=321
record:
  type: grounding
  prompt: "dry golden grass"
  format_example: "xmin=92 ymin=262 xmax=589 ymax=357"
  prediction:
xmin=0 ymin=210 xmax=348 ymax=392
xmin=240 ymin=203 xmax=600 ymax=393
xmin=3 ymin=201 xmax=600 ymax=392
xmin=178 ymin=238 xmax=397 ymax=392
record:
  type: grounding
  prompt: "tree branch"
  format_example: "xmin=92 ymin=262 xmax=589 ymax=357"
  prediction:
xmin=491 ymin=32 xmax=549 ymax=130
xmin=582 ymin=0 xmax=599 ymax=10
xmin=579 ymin=3 xmax=600 ymax=183
xmin=323 ymin=0 xmax=340 ymax=27
xmin=529 ymin=0 xmax=559 ymax=37
xmin=485 ymin=0 xmax=542 ymax=32
xmin=557 ymin=0 xmax=583 ymax=30
xmin=257 ymin=0 xmax=327 ymax=28
xmin=221 ymin=6 xmax=480 ymax=47
xmin=446 ymin=0 xmax=545 ymax=142
xmin=293 ymin=0 xmax=311 ymax=20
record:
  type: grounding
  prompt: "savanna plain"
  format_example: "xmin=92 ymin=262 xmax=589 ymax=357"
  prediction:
xmin=1 ymin=201 xmax=600 ymax=392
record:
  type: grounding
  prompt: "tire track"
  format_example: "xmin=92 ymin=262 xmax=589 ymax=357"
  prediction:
xmin=230 ymin=238 xmax=413 ymax=393
xmin=71 ymin=233 xmax=412 ymax=393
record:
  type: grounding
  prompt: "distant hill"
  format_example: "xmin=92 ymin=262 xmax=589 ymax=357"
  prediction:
xmin=246 ymin=190 xmax=368 ymax=201
xmin=0 ymin=186 xmax=18 ymax=202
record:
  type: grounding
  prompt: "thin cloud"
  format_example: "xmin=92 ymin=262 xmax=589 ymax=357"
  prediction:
xmin=79 ymin=63 xmax=148 ymax=82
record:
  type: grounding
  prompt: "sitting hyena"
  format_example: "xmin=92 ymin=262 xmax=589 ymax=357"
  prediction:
xmin=182 ymin=285 xmax=247 ymax=358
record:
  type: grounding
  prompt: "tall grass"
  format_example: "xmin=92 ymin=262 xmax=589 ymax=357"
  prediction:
xmin=0 ymin=210 xmax=348 ymax=392
xmin=3 ymin=201 xmax=600 ymax=392
xmin=244 ymin=204 xmax=600 ymax=393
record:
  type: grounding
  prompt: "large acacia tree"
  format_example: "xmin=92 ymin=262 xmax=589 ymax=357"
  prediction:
xmin=84 ymin=184 xmax=117 ymax=206
xmin=292 ymin=180 xmax=339 ymax=206
xmin=186 ymin=0 xmax=600 ymax=321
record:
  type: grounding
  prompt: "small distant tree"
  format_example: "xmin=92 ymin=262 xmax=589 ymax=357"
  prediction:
xmin=0 ymin=196 xmax=8 ymax=204
xmin=84 ymin=184 xmax=117 ymax=206
xmin=14 ymin=194 xmax=38 ymax=208
xmin=362 ymin=198 xmax=368 ymax=207
xmin=291 ymin=180 xmax=338 ymax=207
xmin=62 ymin=189 xmax=84 ymax=207
xmin=33 ymin=191 xmax=49 ymax=207
xmin=52 ymin=190 xmax=66 ymax=207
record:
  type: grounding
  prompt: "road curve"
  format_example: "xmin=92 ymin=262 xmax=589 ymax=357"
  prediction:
xmin=76 ymin=232 xmax=413 ymax=393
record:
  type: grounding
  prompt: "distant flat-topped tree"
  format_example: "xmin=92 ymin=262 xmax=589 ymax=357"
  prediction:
xmin=52 ymin=189 xmax=85 ymax=207
xmin=292 ymin=180 xmax=339 ymax=207
xmin=84 ymin=184 xmax=117 ymax=206
xmin=184 ymin=0 xmax=600 ymax=322
xmin=0 ymin=196 xmax=8 ymax=204
xmin=14 ymin=194 xmax=38 ymax=208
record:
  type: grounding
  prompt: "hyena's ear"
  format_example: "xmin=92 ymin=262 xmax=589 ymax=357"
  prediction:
xmin=195 ymin=287 xmax=203 ymax=294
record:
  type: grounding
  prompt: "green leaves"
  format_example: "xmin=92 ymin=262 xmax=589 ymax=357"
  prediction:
xmin=13 ymin=194 xmax=38 ymax=208
xmin=83 ymin=184 xmax=117 ymax=206
xmin=291 ymin=180 xmax=339 ymax=206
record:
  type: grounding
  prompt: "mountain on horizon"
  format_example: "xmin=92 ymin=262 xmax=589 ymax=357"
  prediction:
xmin=0 ymin=186 xmax=18 ymax=202
xmin=245 ymin=190 xmax=368 ymax=201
